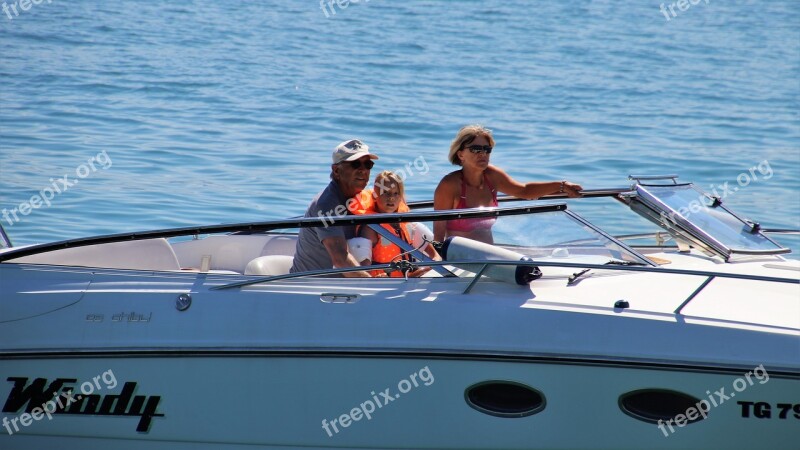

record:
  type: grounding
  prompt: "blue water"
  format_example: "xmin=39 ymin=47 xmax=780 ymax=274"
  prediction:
xmin=1 ymin=0 xmax=798 ymax=254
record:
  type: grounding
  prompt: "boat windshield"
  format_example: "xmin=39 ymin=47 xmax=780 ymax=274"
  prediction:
xmin=0 ymin=224 xmax=10 ymax=249
xmin=628 ymin=183 xmax=789 ymax=259
xmin=429 ymin=208 xmax=650 ymax=265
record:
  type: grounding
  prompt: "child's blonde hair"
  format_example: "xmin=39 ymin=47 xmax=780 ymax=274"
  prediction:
xmin=373 ymin=170 xmax=407 ymax=210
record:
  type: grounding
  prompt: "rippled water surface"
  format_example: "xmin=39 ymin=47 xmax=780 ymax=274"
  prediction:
xmin=1 ymin=0 xmax=798 ymax=254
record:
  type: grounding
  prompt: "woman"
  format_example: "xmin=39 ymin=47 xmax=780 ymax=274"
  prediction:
xmin=356 ymin=170 xmax=441 ymax=277
xmin=433 ymin=125 xmax=583 ymax=244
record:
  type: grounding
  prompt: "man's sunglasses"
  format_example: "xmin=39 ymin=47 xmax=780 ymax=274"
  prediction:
xmin=464 ymin=145 xmax=493 ymax=154
xmin=345 ymin=159 xmax=375 ymax=170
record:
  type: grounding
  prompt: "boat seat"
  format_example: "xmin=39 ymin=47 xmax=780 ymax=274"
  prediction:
xmin=245 ymin=255 xmax=294 ymax=276
xmin=260 ymin=235 xmax=297 ymax=256
xmin=172 ymin=234 xmax=298 ymax=273
xmin=10 ymin=238 xmax=182 ymax=271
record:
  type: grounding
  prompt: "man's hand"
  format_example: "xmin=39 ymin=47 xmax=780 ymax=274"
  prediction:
xmin=322 ymin=236 xmax=372 ymax=277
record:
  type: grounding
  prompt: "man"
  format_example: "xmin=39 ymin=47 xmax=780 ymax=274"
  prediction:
xmin=290 ymin=139 xmax=378 ymax=277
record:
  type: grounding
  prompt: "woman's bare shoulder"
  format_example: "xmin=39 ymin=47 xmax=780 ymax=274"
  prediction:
xmin=485 ymin=164 xmax=507 ymax=177
xmin=485 ymin=165 xmax=513 ymax=184
xmin=434 ymin=170 xmax=461 ymax=203
xmin=439 ymin=170 xmax=462 ymax=184
xmin=436 ymin=170 xmax=461 ymax=192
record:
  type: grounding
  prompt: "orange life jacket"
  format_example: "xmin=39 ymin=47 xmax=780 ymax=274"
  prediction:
xmin=369 ymin=222 xmax=413 ymax=277
xmin=350 ymin=190 xmax=412 ymax=277
xmin=347 ymin=189 xmax=376 ymax=215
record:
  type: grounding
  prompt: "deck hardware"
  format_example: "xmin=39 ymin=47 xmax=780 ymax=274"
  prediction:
xmin=710 ymin=196 xmax=722 ymax=207
xmin=176 ymin=293 xmax=192 ymax=311
xmin=518 ymin=257 xmax=543 ymax=283
xmin=604 ymin=260 xmax=647 ymax=267
xmin=200 ymin=255 xmax=211 ymax=272
xmin=675 ymin=239 xmax=691 ymax=252
xmin=567 ymin=268 xmax=591 ymax=286
xmin=749 ymin=222 xmax=761 ymax=234
xmin=674 ymin=276 xmax=715 ymax=315
xmin=320 ymin=293 xmax=360 ymax=304
xmin=614 ymin=300 xmax=630 ymax=309
xmin=463 ymin=264 xmax=489 ymax=294
xmin=628 ymin=174 xmax=679 ymax=185
xmin=526 ymin=266 xmax=543 ymax=282
xmin=389 ymin=259 xmax=417 ymax=280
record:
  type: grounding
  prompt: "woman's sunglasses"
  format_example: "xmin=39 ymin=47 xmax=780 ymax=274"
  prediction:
xmin=346 ymin=159 xmax=375 ymax=170
xmin=464 ymin=145 xmax=493 ymax=154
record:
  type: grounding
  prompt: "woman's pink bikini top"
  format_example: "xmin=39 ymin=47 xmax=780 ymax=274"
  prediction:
xmin=446 ymin=172 xmax=499 ymax=232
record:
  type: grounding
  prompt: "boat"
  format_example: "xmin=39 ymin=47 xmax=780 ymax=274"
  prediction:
xmin=0 ymin=175 xmax=798 ymax=449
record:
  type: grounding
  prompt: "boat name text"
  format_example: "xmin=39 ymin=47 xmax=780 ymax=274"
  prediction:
xmin=2 ymin=375 xmax=163 ymax=433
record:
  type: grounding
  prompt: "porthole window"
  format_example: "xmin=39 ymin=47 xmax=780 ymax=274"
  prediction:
xmin=465 ymin=381 xmax=546 ymax=418
xmin=619 ymin=389 xmax=709 ymax=424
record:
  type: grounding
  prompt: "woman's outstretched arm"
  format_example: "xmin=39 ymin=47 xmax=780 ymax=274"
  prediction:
xmin=489 ymin=166 xmax=583 ymax=199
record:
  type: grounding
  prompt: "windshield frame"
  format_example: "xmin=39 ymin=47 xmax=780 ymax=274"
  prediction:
xmin=0 ymin=223 xmax=10 ymax=249
xmin=628 ymin=183 xmax=790 ymax=261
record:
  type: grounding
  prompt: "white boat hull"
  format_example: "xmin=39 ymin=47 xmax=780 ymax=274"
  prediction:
xmin=2 ymin=355 xmax=799 ymax=449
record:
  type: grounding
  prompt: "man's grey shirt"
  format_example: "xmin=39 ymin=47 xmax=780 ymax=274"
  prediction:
xmin=290 ymin=181 xmax=356 ymax=273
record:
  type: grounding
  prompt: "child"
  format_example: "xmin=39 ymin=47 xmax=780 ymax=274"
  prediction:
xmin=355 ymin=170 xmax=440 ymax=277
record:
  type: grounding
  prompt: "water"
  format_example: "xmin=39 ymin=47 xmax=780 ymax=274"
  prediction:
xmin=1 ymin=0 xmax=798 ymax=255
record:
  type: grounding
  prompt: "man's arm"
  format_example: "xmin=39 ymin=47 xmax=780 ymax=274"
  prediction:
xmin=322 ymin=236 xmax=372 ymax=278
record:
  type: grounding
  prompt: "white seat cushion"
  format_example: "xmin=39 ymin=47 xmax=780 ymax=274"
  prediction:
xmin=244 ymin=255 xmax=295 ymax=276
xmin=11 ymin=238 xmax=181 ymax=271
xmin=260 ymin=235 xmax=298 ymax=256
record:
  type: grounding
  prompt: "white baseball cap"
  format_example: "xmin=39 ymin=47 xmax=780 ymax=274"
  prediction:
xmin=332 ymin=139 xmax=379 ymax=164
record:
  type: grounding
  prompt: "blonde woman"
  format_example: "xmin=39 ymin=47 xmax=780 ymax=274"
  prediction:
xmin=433 ymin=125 xmax=583 ymax=244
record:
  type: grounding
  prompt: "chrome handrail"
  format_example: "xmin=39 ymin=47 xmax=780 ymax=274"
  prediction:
xmin=209 ymin=257 xmax=799 ymax=291
xmin=406 ymin=188 xmax=630 ymax=209
xmin=0 ymin=203 xmax=566 ymax=262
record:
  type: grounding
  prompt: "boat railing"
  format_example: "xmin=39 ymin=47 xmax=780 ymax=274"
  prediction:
xmin=406 ymin=188 xmax=631 ymax=209
xmin=210 ymin=258 xmax=799 ymax=315
xmin=0 ymin=204 xmax=566 ymax=262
